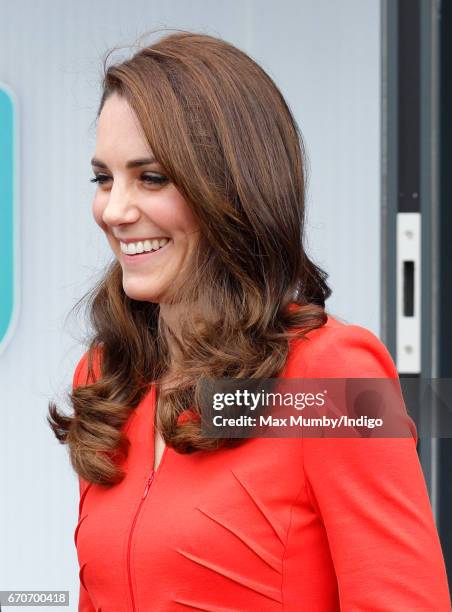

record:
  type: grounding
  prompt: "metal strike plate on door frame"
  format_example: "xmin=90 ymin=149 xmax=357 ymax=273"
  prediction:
xmin=396 ymin=212 xmax=421 ymax=373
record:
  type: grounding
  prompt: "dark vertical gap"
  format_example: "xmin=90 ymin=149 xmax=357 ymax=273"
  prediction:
xmin=439 ymin=0 xmax=452 ymax=585
xmin=398 ymin=0 xmax=421 ymax=214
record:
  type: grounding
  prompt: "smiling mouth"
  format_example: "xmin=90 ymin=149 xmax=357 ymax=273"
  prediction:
xmin=120 ymin=238 xmax=172 ymax=261
xmin=120 ymin=237 xmax=170 ymax=255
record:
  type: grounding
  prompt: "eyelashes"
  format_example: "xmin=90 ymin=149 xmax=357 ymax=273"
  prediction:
xmin=90 ymin=173 xmax=169 ymax=186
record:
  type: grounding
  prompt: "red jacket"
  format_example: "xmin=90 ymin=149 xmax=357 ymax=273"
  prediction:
xmin=73 ymin=313 xmax=451 ymax=611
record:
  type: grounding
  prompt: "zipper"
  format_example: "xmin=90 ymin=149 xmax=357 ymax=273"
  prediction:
xmin=127 ymin=384 xmax=167 ymax=612
xmin=126 ymin=445 xmax=169 ymax=612
xmin=142 ymin=470 xmax=155 ymax=499
xmin=126 ymin=469 xmax=154 ymax=612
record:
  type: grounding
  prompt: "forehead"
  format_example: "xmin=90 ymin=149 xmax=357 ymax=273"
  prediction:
xmin=95 ymin=93 xmax=150 ymax=157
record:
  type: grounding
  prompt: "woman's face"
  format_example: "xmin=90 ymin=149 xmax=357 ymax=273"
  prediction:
xmin=91 ymin=92 xmax=200 ymax=303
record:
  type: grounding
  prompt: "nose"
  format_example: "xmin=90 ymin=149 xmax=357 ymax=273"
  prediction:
xmin=101 ymin=180 xmax=140 ymax=227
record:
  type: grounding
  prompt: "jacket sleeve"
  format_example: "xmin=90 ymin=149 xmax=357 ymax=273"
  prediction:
xmin=301 ymin=324 xmax=451 ymax=610
xmin=72 ymin=352 xmax=97 ymax=612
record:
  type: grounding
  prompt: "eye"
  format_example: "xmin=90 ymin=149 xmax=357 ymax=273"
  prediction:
xmin=89 ymin=173 xmax=169 ymax=186
xmin=90 ymin=173 xmax=110 ymax=185
xmin=141 ymin=173 xmax=169 ymax=186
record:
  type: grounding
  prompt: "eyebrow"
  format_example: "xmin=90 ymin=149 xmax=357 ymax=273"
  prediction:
xmin=90 ymin=156 xmax=157 ymax=169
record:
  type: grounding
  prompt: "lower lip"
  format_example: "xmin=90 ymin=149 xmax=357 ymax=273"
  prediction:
xmin=121 ymin=240 xmax=172 ymax=265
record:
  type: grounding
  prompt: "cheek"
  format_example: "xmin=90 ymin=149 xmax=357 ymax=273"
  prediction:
xmin=156 ymin=194 xmax=199 ymax=235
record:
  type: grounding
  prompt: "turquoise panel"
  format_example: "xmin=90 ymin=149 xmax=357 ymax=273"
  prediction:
xmin=0 ymin=88 xmax=15 ymax=347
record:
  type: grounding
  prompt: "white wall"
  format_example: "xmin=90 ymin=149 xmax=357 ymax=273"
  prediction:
xmin=0 ymin=1 xmax=381 ymax=609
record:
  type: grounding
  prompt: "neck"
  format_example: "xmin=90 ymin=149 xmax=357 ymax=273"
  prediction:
xmin=158 ymin=302 xmax=184 ymax=370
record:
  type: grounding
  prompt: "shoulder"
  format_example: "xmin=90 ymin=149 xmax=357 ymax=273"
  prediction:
xmin=283 ymin=312 xmax=398 ymax=379
xmin=72 ymin=349 xmax=102 ymax=498
xmin=72 ymin=345 xmax=103 ymax=390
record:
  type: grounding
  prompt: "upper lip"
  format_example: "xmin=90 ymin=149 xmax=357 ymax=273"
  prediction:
xmin=115 ymin=236 xmax=170 ymax=244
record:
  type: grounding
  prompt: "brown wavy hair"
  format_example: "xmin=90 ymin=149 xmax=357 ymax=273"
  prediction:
xmin=47 ymin=29 xmax=332 ymax=488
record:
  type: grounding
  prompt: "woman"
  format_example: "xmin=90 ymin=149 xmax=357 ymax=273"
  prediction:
xmin=48 ymin=30 xmax=451 ymax=611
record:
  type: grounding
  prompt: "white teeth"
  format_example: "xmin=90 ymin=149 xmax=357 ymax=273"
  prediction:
xmin=120 ymin=238 xmax=170 ymax=255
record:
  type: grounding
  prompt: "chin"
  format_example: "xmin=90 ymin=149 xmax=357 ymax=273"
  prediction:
xmin=122 ymin=279 xmax=163 ymax=303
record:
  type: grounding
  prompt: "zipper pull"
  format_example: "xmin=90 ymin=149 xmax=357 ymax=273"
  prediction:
xmin=142 ymin=470 xmax=155 ymax=499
